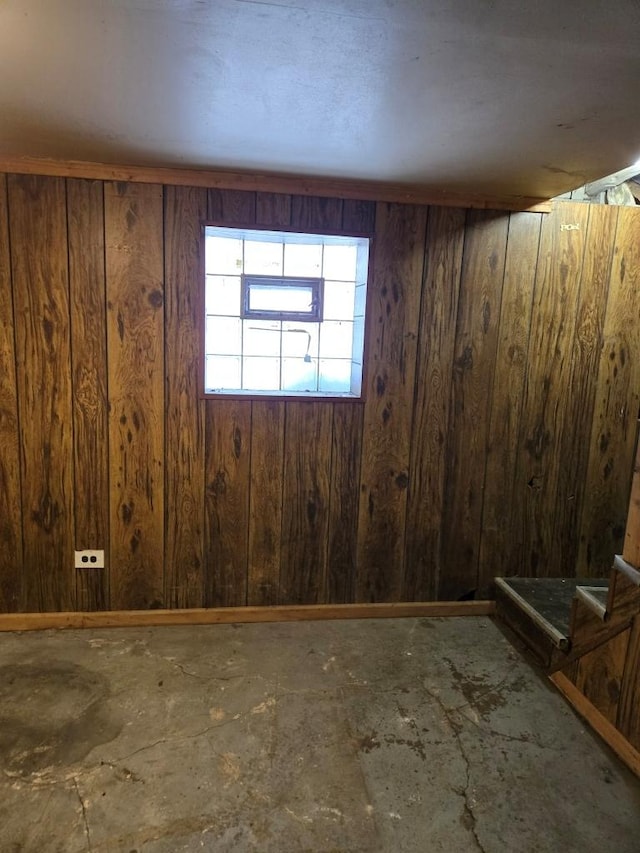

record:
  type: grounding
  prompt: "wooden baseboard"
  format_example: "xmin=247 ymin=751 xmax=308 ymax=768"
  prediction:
xmin=549 ymin=672 xmax=640 ymax=778
xmin=0 ymin=600 xmax=495 ymax=632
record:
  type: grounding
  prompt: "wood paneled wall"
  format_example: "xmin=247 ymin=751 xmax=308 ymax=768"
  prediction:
xmin=1 ymin=173 xmax=639 ymax=612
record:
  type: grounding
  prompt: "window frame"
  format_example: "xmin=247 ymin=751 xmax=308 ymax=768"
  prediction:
xmin=199 ymin=219 xmax=374 ymax=403
xmin=241 ymin=274 xmax=325 ymax=323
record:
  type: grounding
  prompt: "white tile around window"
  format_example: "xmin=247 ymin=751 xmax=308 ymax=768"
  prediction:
xmin=322 ymin=243 xmax=358 ymax=281
xmin=323 ymin=280 xmax=356 ymax=321
xmin=243 ymin=240 xmax=283 ymax=276
xmin=283 ymin=243 xmax=322 ymax=277
xmin=205 ymin=275 xmax=241 ymax=316
xmin=205 ymin=235 xmax=242 ymax=275
xmin=205 ymin=316 xmax=241 ymax=356
xmin=242 ymin=320 xmax=281 ymax=357
xmin=243 ymin=356 xmax=280 ymax=391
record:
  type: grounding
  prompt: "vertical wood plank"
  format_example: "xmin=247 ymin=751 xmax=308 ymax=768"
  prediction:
xmin=290 ymin=196 xmax=343 ymax=232
xmin=67 ymin=178 xmax=110 ymax=611
xmin=617 ymin=615 xmax=640 ymax=749
xmin=105 ymin=182 xmax=165 ymax=610
xmin=477 ymin=212 xmax=541 ymax=591
xmin=355 ymin=202 xmax=427 ymax=602
xmin=280 ymin=402 xmax=333 ymax=604
xmin=342 ymin=200 xmax=376 ymax=234
xmin=439 ymin=210 xmax=510 ymax=600
xmin=575 ymin=628 xmax=630 ymax=725
xmin=577 ymin=206 xmax=640 ymax=575
xmin=248 ymin=401 xmax=284 ymax=605
xmin=403 ymin=205 xmax=465 ymax=601
xmin=515 ymin=202 xmax=589 ymax=579
xmin=9 ymin=174 xmax=74 ymax=611
xmin=325 ymin=403 xmax=364 ymax=603
xmin=0 ymin=174 xmax=23 ymax=611
xmin=207 ymin=189 xmax=256 ymax=225
xmin=204 ymin=400 xmax=251 ymax=607
xmin=164 ymin=185 xmax=207 ymax=608
xmin=623 ymin=430 xmax=640 ymax=568
xmin=551 ymin=205 xmax=617 ymax=575
xmin=256 ymin=193 xmax=292 ymax=229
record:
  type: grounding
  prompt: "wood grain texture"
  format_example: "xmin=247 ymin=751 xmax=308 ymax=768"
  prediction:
xmin=515 ymin=202 xmax=589 ymax=579
xmin=291 ymin=195 xmax=343 ymax=231
xmin=439 ymin=209 xmax=509 ymax=600
xmin=9 ymin=174 xmax=75 ymax=611
xmin=325 ymin=403 xmax=364 ymax=603
xmin=342 ymin=199 xmax=376 ymax=234
xmin=4 ymin=173 xmax=640 ymax=616
xmin=623 ymin=430 xmax=640 ymax=568
xmin=256 ymin=192 xmax=292 ymax=229
xmin=0 ymin=156 xmax=552 ymax=213
xmin=67 ymin=178 xmax=109 ymax=611
xmin=105 ymin=181 xmax=165 ymax=610
xmin=552 ymin=205 xmax=617 ymax=577
xmin=578 ymin=207 xmax=640 ymax=575
xmin=207 ymin=189 xmax=256 ymax=225
xmin=607 ymin=564 xmax=640 ymax=619
xmin=204 ymin=400 xmax=251 ymax=606
xmin=403 ymin=205 xmax=465 ymax=600
xmin=618 ymin=615 xmax=640 ymax=749
xmin=0 ymin=599 xmax=496 ymax=632
xmin=280 ymin=402 xmax=333 ymax=604
xmin=164 ymin=185 xmax=207 ymax=607
xmin=574 ymin=627 xmax=630 ymax=724
xmin=356 ymin=202 xmax=427 ymax=602
xmin=0 ymin=174 xmax=22 ymax=611
xmin=477 ymin=211 xmax=541 ymax=593
xmin=248 ymin=401 xmax=284 ymax=605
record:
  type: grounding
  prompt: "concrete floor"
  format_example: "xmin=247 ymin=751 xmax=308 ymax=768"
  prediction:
xmin=1 ymin=617 xmax=639 ymax=852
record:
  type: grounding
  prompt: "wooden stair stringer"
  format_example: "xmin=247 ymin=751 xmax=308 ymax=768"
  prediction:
xmin=548 ymin=559 xmax=640 ymax=673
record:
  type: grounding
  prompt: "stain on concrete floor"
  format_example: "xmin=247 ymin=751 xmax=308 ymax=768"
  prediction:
xmin=0 ymin=617 xmax=639 ymax=852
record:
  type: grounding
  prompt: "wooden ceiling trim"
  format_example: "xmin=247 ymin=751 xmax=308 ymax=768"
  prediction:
xmin=0 ymin=156 xmax=552 ymax=213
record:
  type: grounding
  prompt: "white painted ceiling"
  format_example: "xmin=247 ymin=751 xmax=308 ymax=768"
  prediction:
xmin=2 ymin=0 xmax=640 ymax=200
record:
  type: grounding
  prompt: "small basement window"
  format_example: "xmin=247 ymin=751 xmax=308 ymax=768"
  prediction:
xmin=203 ymin=225 xmax=370 ymax=398
xmin=241 ymin=275 xmax=324 ymax=323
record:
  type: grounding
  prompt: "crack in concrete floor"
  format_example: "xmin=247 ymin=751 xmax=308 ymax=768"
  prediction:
xmin=1 ymin=617 xmax=639 ymax=852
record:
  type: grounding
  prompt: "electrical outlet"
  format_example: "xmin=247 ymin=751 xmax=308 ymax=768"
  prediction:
xmin=74 ymin=549 xmax=105 ymax=569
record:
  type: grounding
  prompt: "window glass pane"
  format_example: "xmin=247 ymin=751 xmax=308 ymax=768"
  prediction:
xmin=319 ymin=321 xmax=353 ymax=360
xmin=206 ymin=275 xmax=241 ymax=316
xmin=282 ymin=357 xmax=318 ymax=392
xmin=244 ymin=241 xmax=283 ymax=275
xmin=206 ymin=355 xmax=241 ymax=391
xmin=323 ymin=280 xmax=355 ymax=321
xmin=281 ymin=322 xmax=319 ymax=359
xmin=248 ymin=282 xmax=316 ymax=315
xmin=322 ymin=244 xmax=357 ymax=281
xmin=205 ymin=316 xmax=241 ymax=355
xmin=284 ymin=243 xmax=322 ymax=277
xmin=206 ymin=236 xmax=243 ymax=275
xmin=319 ymin=359 xmax=351 ymax=393
xmin=243 ymin=356 xmax=281 ymax=391
xmin=243 ymin=319 xmax=281 ymax=357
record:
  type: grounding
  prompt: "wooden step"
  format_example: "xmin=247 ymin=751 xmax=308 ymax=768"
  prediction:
xmin=495 ymin=577 xmax=604 ymax=668
xmin=607 ymin=555 xmax=640 ymax=617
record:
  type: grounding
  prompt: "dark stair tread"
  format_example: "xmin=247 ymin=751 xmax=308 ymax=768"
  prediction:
xmin=575 ymin=584 xmax=609 ymax=617
xmin=495 ymin=576 xmax=609 ymax=644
